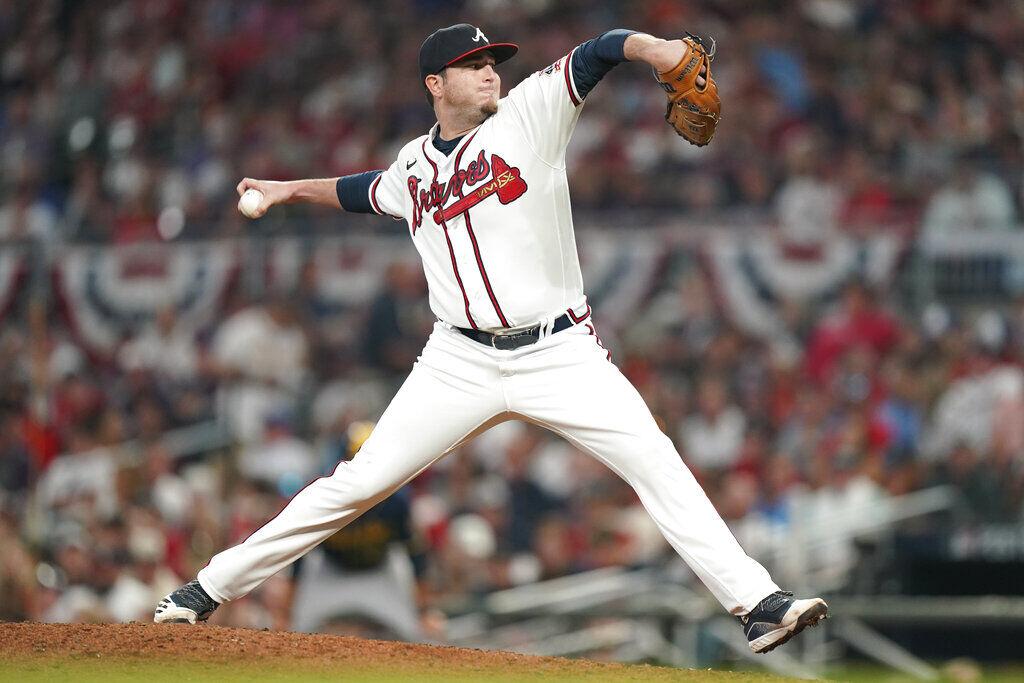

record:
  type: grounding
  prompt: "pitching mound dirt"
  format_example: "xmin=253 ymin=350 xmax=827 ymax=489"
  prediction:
xmin=0 ymin=622 xmax=791 ymax=682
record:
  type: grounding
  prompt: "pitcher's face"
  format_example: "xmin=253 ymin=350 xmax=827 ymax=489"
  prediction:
xmin=439 ymin=51 xmax=500 ymax=118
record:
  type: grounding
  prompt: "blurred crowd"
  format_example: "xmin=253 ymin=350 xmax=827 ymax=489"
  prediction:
xmin=2 ymin=0 xmax=1024 ymax=639
xmin=2 ymin=259 xmax=1023 ymax=631
xmin=2 ymin=0 xmax=1024 ymax=241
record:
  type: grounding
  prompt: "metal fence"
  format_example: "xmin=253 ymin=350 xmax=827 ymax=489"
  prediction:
xmin=447 ymin=486 xmax=1024 ymax=681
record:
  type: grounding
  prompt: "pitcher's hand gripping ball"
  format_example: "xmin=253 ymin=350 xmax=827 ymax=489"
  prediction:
xmin=655 ymin=34 xmax=720 ymax=146
xmin=238 ymin=188 xmax=265 ymax=218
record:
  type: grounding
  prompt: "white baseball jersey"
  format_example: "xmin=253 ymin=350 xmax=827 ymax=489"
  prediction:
xmin=367 ymin=50 xmax=589 ymax=331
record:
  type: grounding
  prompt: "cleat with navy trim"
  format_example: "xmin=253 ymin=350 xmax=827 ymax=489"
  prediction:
xmin=740 ymin=591 xmax=828 ymax=654
xmin=154 ymin=580 xmax=219 ymax=624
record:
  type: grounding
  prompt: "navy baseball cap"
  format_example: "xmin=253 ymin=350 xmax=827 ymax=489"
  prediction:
xmin=419 ymin=24 xmax=518 ymax=82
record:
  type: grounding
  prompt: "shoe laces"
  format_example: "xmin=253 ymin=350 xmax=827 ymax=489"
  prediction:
xmin=742 ymin=590 xmax=795 ymax=624
xmin=178 ymin=581 xmax=217 ymax=612
xmin=759 ymin=590 xmax=794 ymax=612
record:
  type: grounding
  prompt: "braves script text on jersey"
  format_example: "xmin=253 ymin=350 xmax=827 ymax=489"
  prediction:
xmin=196 ymin=33 xmax=782 ymax=616
xmin=369 ymin=55 xmax=590 ymax=330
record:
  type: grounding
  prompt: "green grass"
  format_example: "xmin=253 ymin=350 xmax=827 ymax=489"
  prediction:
xmin=6 ymin=655 xmax=1024 ymax=682
xmin=822 ymin=664 xmax=1024 ymax=683
xmin=0 ymin=658 xmax=794 ymax=683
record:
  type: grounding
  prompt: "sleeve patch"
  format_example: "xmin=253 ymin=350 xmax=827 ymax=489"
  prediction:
xmin=539 ymin=59 xmax=562 ymax=77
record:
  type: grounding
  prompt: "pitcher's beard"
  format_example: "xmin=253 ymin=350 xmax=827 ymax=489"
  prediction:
xmin=469 ymin=100 xmax=498 ymax=125
xmin=448 ymin=97 xmax=499 ymax=132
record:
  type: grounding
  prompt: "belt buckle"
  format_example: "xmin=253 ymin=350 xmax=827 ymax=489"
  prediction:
xmin=491 ymin=333 xmax=522 ymax=351
xmin=491 ymin=327 xmax=539 ymax=351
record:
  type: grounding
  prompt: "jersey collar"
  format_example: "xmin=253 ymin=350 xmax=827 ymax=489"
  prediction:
xmin=425 ymin=121 xmax=482 ymax=167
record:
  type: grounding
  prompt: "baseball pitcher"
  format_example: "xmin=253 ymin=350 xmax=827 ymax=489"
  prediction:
xmin=156 ymin=24 xmax=826 ymax=654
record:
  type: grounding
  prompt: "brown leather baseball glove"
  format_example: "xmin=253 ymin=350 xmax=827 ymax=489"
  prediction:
xmin=655 ymin=34 xmax=720 ymax=147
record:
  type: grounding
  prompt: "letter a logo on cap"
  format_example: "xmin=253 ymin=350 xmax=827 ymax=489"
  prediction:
xmin=472 ymin=27 xmax=488 ymax=42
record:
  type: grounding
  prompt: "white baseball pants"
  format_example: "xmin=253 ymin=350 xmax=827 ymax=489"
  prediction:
xmin=198 ymin=320 xmax=779 ymax=614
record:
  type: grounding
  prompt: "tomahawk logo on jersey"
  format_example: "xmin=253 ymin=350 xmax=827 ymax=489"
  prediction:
xmin=367 ymin=48 xmax=589 ymax=332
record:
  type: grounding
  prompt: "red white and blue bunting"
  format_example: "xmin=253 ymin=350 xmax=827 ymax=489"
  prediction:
xmin=265 ymin=236 xmax=417 ymax=306
xmin=703 ymin=231 xmax=905 ymax=339
xmin=578 ymin=231 xmax=664 ymax=333
xmin=54 ymin=241 xmax=239 ymax=354
xmin=43 ymin=230 xmax=905 ymax=355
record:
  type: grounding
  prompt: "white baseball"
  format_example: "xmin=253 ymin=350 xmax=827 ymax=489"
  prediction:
xmin=238 ymin=188 xmax=264 ymax=218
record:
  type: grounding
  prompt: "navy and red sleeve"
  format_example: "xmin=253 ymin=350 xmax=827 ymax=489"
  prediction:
xmin=569 ymin=29 xmax=636 ymax=101
xmin=335 ymin=170 xmax=384 ymax=214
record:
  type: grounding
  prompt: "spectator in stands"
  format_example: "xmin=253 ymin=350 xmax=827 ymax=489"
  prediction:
xmin=36 ymin=420 xmax=120 ymax=522
xmin=680 ymin=374 xmax=746 ymax=475
xmin=874 ymin=358 xmax=925 ymax=493
xmin=775 ymin=384 xmax=832 ymax=476
xmin=290 ymin=421 xmax=425 ymax=640
xmin=501 ymin=429 xmax=558 ymax=554
xmin=774 ymin=131 xmax=842 ymax=245
xmin=44 ymin=533 xmax=106 ymax=623
xmin=926 ymin=314 xmax=1024 ymax=460
xmin=927 ymin=442 xmax=1022 ymax=524
xmin=839 ymin=149 xmax=897 ymax=233
xmin=0 ymin=181 xmax=58 ymax=242
xmin=237 ymin=412 xmax=318 ymax=497
xmin=362 ymin=261 xmax=431 ymax=375
xmin=211 ymin=296 xmax=309 ymax=442
xmin=118 ymin=306 xmax=199 ymax=383
xmin=923 ymin=155 xmax=1018 ymax=236
xmin=805 ymin=281 xmax=901 ymax=385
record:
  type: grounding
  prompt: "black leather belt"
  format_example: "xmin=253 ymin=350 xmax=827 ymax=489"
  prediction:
xmin=455 ymin=312 xmax=577 ymax=350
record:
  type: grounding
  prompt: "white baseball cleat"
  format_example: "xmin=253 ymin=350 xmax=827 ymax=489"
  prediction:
xmin=740 ymin=591 xmax=829 ymax=654
xmin=154 ymin=580 xmax=219 ymax=624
